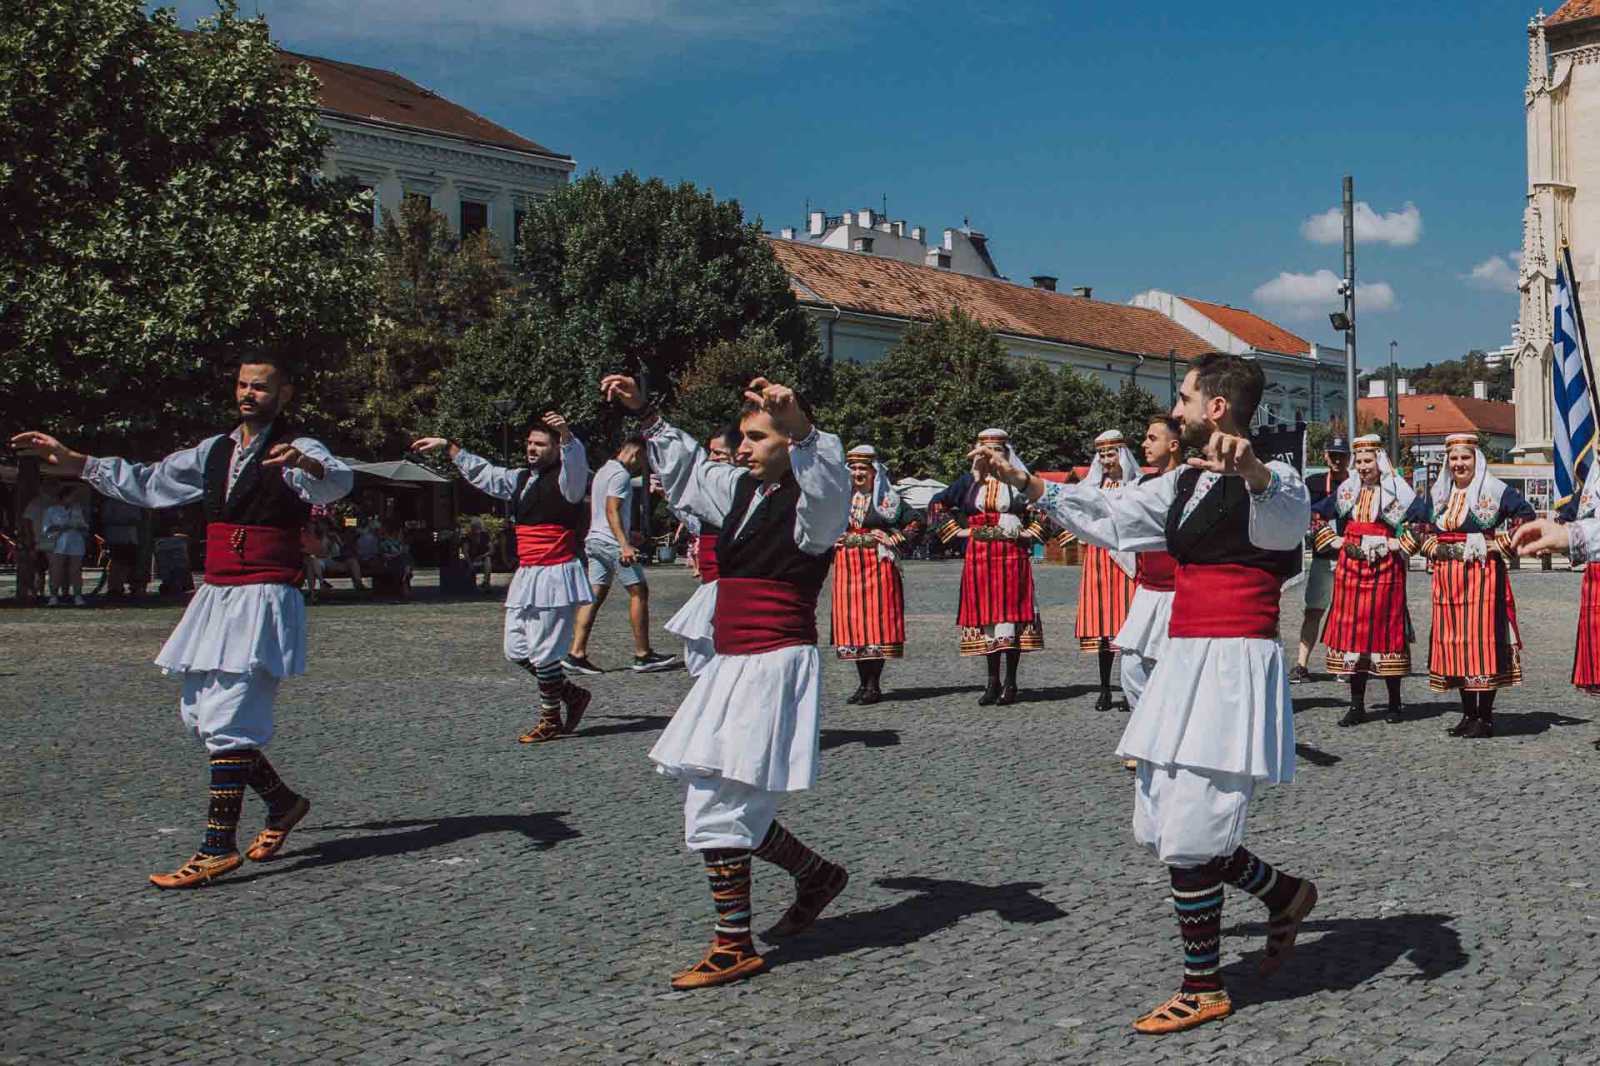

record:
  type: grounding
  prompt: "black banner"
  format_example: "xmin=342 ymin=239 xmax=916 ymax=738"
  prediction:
xmin=1250 ymin=422 xmax=1307 ymax=581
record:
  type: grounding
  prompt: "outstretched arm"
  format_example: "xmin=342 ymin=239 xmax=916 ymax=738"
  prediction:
xmin=82 ymin=441 xmax=214 ymax=509
xmin=789 ymin=428 xmax=851 ymax=554
xmin=268 ymin=438 xmax=354 ymax=505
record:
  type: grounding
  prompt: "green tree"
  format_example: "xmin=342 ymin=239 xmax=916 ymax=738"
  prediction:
xmin=0 ymin=0 xmax=374 ymax=452
xmin=670 ymin=331 xmax=821 ymax=444
xmin=334 ymin=198 xmax=511 ymax=455
xmin=438 ymin=171 xmax=826 ymax=452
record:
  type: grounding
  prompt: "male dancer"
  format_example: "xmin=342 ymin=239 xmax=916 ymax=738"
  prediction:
xmin=1113 ymin=415 xmax=1184 ymax=766
xmin=664 ymin=425 xmax=741 ymax=677
xmin=13 ymin=355 xmax=352 ymax=888
xmin=973 ymin=352 xmax=1318 ymax=1033
xmin=601 ymin=373 xmax=851 ymax=990
xmin=412 ymin=415 xmax=592 ymax=744
xmin=1291 ymin=437 xmax=1350 ymax=682
xmin=564 ymin=436 xmax=678 ymax=674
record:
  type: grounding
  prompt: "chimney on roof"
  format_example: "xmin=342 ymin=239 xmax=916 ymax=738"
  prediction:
xmin=1369 ymin=378 xmax=1387 ymax=398
xmin=780 ymin=227 xmax=795 ymax=240
xmin=1473 ymin=380 xmax=1487 ymax=400
xmin=1070 ymin=285 xmax=1092 ymax=299
xmin=1031 ymin=275 xmax=1058 ymax=292
xmin=807 ymin=210 xmax=825 ymax=236
xmin=859 ymin=208 xmax=874 ymax=228
xmin=892 ymin=219 xmax=906 ymax=237
xmin=911 ymin=225 xmax=925 ymax=242
xmin=841 ymin=211 xmax=854 ymax=226
xmin=852 ymin=235 xmax=875 ymax=254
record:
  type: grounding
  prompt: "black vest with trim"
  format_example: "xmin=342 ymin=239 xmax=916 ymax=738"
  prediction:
xmin=202 ymin=423 xmax=310 ymax=530
xmin=1165 ymin=467 xmax=1299 ymax=578
xmin=718 ymin=473 xmax=833 ymax=595
xmin=512 ymin=466 xmax=585 ymax=530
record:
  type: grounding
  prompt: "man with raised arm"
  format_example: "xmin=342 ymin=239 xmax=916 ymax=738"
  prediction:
xmin=12 ymin=354 xmax=353 ymax=889
xmin=412 ymin=414 xmax=593 ymax=744
xmin=970 ymin=352 xmax=1319 ymax=1034
xmin=600 ymin=373 xmax=851 ymax=990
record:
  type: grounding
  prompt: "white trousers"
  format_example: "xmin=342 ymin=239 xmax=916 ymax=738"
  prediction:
xmin=681 ymin=774 xmax=780 ymax=851
xmin=180 ymin=669 xmax=280 ymax=754
xmin=504 ymin=603 xmax=576 ymax=665
xmin=1133 ymin=762 xmax=1255 ymax=867
xmin=1120 ymin=652 xmax=1155 ymax=713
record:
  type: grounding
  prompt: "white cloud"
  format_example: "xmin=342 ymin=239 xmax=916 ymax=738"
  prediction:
xmin=1300 ymin=202 xmax=1423 ymax=247
xmin=1463 ymin=253 xmax=1521 ymax=293
xmin=1251 ymin=269 xmax=1398 ymax=320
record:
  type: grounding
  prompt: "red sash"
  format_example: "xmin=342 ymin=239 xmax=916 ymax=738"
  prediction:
xmin=1345 ymin=520 xmax=1390 ymax=540
xmin=1576 ymin=565 xmax=1600 ymax=688
xmin=697 ymin=532 xmax=720 ymax=584
xmin=713 ymin=577 xmax=817 ymax=655
xmin=515 ymin=523 xmax=577 ymax=566
xmin=204 ymin=523 xmax=302 ymax=586
xmin=1167 ymin=563 xmax=1282 ymax=638
xmin=1135 ymin=550 xmax=1177 ymax=592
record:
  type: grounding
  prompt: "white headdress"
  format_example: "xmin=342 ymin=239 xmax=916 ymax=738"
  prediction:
xmin=1087 ymin=429 xmax=1140 ymax=490
xmin=973 ymin=428 xmax=1029 ymax=478
xmin=1335 ymin=434 xmax=1415 ymax=525
xmin=1429 ymin=432 xmax=1507 ymax=520
xmin=848 ymin=444 xmax=900 ymax=520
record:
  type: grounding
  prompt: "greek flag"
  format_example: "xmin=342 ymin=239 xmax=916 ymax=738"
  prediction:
xmin=1553 ymin=246 xmax=1598 ymax=507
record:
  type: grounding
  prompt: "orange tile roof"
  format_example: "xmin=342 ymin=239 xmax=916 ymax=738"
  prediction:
xmin=1356 ymin=394 xmax=1517 ymax=439
xmin=280 ymin=51 xmax=570 ymax=160
xmin=1178 ymin=296 xmax=1310 ymax=356
xmin=768 ymin=239 xmax=1215 ymax=361
xmin=1548 ymin=1 xmax=1600 ymax=26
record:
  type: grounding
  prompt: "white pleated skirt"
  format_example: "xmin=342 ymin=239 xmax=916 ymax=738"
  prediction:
xmin=503 ymin=559 xmax=593 ymax=611
xmin=156 ymin=583 xmax=307 ymax=678
xmin=664 ymin=580 xmax=717 ymax=677
xmin=649 ymin=643 xmax=821 ymax=793
xmin=1113 ymin=586 xmax=1175 ymax=661
xmin=1115 ymin=636 xmax=1295 ymax=784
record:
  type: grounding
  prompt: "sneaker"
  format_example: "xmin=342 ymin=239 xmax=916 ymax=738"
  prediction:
xmin=1288 ymin=665 xmax=1312 ymax=685
xmin=46 ymin=596 xmax=60 ymax=607
xmin=562 ymin=655 xmax=604 ymax=676
xmin=73 ymin=595 xmax=87 ymax=607
xmin=631 ymin=652 xmax=680 ymax=673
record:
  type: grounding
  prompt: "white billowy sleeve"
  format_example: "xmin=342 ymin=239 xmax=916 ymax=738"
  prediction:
xmin=1248 ymin=462 xmax=1312 ymax=551
xmin=642 ymin=417 xmax=745 ymax=528
xmin=82 ymin=438 xmax=217 ymax=509
xmin=285 ymin=437 xmax=354 ymax=505
xmin=557 ymin=436 xmax=588 ymax=503
xmin=790 ymin=429 xmax=851 ymax=555
xmin=1035 ymin=471 xmax=1176 ymax=553
xmin=452 ymin=448 xmax=522 ymax=501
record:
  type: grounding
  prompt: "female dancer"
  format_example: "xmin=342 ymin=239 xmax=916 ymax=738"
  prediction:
xmin=832 ymin=445 xmax=921 ymax=704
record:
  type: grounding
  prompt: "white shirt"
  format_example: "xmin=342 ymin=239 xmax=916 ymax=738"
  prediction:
xmin=587 ymin=459 xmax=633 ymax=548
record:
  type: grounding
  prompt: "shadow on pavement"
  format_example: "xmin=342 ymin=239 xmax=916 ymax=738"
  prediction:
xmin=578 ymin=714 xmax=671 ymax=738
xmin=227 ymin=811 xmax=580 ymax=884
xmin=1293 ymin=743 xmax=1341 ymax=767
xmin=1018 ymin=684 xmax=1103 ymax=706
xmin=1220 ymin=911 xmax=1466 ymax=1004
xmin=1291 ymin=697 xmax=1346 ymax=715
xmin=766 ymin=875 xmax=1066 ymax=968
xmin=820 ymin=728 xmax=900 ymax=751
xmin=874 ymin=684 xmax=985 ymax=703
xmin=1493 ymin=710 xmax=1589 ymax=736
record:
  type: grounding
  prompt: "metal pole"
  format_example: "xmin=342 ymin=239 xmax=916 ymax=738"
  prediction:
xmin=1167 ymin=348 xmax=1177 ymax=406
xmin=1388 ymin=340 xmax=1400 ymax=465
xmin=1343 ymin=176 xmax=1358 ymax=438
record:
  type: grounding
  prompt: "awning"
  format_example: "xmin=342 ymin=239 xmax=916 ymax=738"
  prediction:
xmin=338 ymin=458 xmax=450 ymax=485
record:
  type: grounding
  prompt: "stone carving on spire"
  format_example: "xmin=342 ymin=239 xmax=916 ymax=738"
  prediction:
xmin=1529 ymin=11 xmax=1550 ymax=101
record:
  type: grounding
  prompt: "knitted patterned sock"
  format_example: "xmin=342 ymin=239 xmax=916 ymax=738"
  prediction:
xmin=524 ymin=660 xmax=567 ymax=721
xmin=201 ymin=751 xmax=254 ymax=856
xmin=755 ymin=821 xmax=831 ymax=882
xmin=702 ymin=848 xmax=754 ymax=951
xmin=246 ymin=752 xmax=302 ymax=820
xmin=1216 ymin=847 xmax=1305 ymax=915
xmin=1170 ymin=865 xmax=1225 ymax=994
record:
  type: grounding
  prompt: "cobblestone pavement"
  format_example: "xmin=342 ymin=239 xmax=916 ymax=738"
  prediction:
xmin=4 ymin=560 xmax=1600 ymax=1065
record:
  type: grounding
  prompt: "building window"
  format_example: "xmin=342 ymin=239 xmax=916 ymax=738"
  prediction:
xmin=461 ymin=200 xmax=489 ymax=236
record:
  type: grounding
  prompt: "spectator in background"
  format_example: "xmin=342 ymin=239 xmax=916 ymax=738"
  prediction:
xmin=99 ymin=494 xmax=144 ymax=599
xmin=21 ymin=486 xmax=48 ymax=598
xmin=320 ymin=521 xmax=367 ymax=591
xmin=378 ymin=517 xmax=414 ymax=600
xmin=43 ymin=483 xmax=90 ymax=606
xmin=465 ymin=517 xmax=494 ymax=591
xmin=153 ymin=521 xmax=195 ymax=598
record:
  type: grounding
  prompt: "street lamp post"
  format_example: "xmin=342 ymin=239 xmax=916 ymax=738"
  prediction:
xmin=1388 ymin=340 xmax=1400 ymax=466
xmin=491 ymin=398 xmax=516 ymax=522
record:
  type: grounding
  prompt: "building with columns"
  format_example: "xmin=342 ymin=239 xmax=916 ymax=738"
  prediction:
xmin=1512 ymin=4 xmax=1600 ymax=463
xmin=281 ymin=51 xmax=574 ymax=252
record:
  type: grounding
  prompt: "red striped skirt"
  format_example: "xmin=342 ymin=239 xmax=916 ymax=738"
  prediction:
xmin=1076 ymin=544 xmax=1135 ymax=650
xmin=1427 ymin=554 xmax=1522 ymax=691
xmin=958 ymin=536 xmax=1036 ymax=627
xmin=831 ymin=544 xmax=906 ymax=660
xmin=1574 ymin=564 xmax=1600 ymax=692
xmin=1322 ymin=530 xmax=1410 ymax=674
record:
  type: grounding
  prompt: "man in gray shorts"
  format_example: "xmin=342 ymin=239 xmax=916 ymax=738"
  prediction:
xmin=1289 ymin=436 xmax=1349 ymax=683
xmin=565 ymin=436 xmax=679 ymax=674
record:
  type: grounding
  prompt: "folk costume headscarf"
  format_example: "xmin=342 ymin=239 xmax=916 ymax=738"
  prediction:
xmin=1429 ymin=433 xmax=1509 ymax=558
xmin=1336 ymin=434 xmax=1416 ymax=529
xmin=847 ymin=444 xmax=900 ymax=522
xmin=1087 ymin=429 xmax=1139 ymax=578
xmin=972 ymin=429 xmax=1029 ymax=536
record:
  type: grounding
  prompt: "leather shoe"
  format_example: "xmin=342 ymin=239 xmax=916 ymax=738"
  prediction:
xmin=1337 ymin=706 xmax=1365 ymax=727
xmin=858 ymin=684 xmax=882 ymax=706
xmin=1094 ymin=689 xmax=1113 ymax=712
xmin=978 ymin=683 xmax=1000 ymax=706
xmin=1463 ymin=717 xmax=1495 ymax=739
xmin=1384 ymin=702 xmax=1404 ymax=724
xmin=845 ymin=685 xmax=865 ymax=705
xmin=1447 ymin=714 xmax=1474 ymax=736
xmin=996 ymin=684 xmax=1018 ymax=706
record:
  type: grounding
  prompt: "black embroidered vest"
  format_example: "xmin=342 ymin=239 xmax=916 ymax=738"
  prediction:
xmin=511 ymin=466 xmax=585 ymax=530
xmin=1164 ymin=467 xmax=1299 ymax=578
xmin=717 ymin=473 xmax=833 ymax=595
xmin=201 ymin=423 xmax=310 ymax=530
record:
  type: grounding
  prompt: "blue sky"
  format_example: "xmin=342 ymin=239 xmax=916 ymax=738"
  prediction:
xmin=169 ymin=0 xmax=1541 ymax=369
